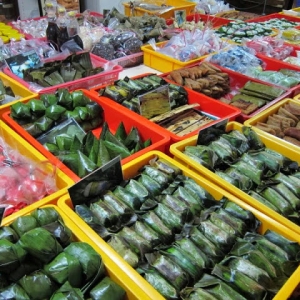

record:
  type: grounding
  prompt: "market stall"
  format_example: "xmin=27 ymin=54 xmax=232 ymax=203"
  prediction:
xmin=0 ymin=0 xmax=300 ymax=299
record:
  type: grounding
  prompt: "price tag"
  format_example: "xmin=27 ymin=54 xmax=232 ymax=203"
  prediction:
xmin=0 ymin=207 xmax=5 ymax=226
xmin=138 ymin=85 xmax=171 ymax=119
xmin=174 ymin=10 xmax=186 ymax=26
xmin=197 ymin=119 xmax=228 ymax=145
xmin=68 ymin=156 xmax=123 ymax=207
xmin=5 ymin=50 xmax=42 ymax=79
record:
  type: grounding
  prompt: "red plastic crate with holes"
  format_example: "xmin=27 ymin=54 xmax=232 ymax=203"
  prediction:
xmin=3 ymin=53 xmax=122 ymax=94
xmin=247 ymin=12 xmax=300 ymax=24
xmin=89 ymin=73 xmax=241 ymax=145
xmin=161 ymin=63 xmax=292 ymax=122
xmin=0 ymin=89 xmax=170 ymax=182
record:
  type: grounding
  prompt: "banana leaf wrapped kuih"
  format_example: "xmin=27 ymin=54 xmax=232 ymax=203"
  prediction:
xmin=22 ymin=52 xmax=104 ymax=88
xmin=43 ymin=120 xmax=152 ymax=178
xmin=10 ymin=88 xmax=152 ymax=178
xmin=99 ymin=74 xmax=215 ymax=137
xmin=0 ymin=207 xmax=126 ymax=300
xmin=72 ymin=156 xmax=300 ymax=299
xmin=10 ymin=89 xmax=104 ymax=138
xmin=183 ymin=125 xmax=300 ymax=224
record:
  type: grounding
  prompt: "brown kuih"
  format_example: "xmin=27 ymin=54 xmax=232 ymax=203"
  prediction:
xmin=284 ymin=127 xmax=300 ymax=141
xmin=283 ymin=136 xmax=300 ymax=147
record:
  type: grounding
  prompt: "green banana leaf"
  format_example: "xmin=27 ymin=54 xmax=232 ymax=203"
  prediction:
xmin=89 ymin=277 xmax=125 ymax=300
xmin=10 ymin=215 xmax=38 ymax=237
xmin=50 ymin=281 xmax=84 ymax=300
xmin=107 ymin=236 xmax=139 ymax=268
xmin=0 ymin=283 xmax=30 ymax=299
xmin=19 ymin=228 xmax=63 ymax=263
xmin=43 ymin=252 xmax=83 ymax=287
xmin=18 ymin=270 xmax=58 ymax=300
xmin=31 ymin=207 xmax=61 ymax=226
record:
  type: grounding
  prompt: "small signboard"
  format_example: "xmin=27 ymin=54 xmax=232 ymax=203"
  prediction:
xmin=68 ymin=156 xmax=123 ymax=207
xmin=197 ymin=118 xmax=228 ymax=145
xmin=5 ymin=50 xmax=41 ymax=79
xmin=138 ymin=85 xmax=171 ymax=119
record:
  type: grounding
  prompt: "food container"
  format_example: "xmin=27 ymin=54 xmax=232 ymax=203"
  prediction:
xmin=212 ymin=50 xmax=300 ymax=97
xmin=170 ymin=121 xmax=300 ymax=236
xmin=2 ymin=203 xmax=151 ymax=300
xmin=244 ymin=98 xmax=300 ymax=150
xmin=141 ymin=41 xmax=211 ymax=73
xmin=255 ymin=54 xmax=300 ymax=96
xmin=247 ymin=12 xmax=300 ymax=24
xmin=112 ymin=52 xmax=144 ymax=69
xmin=0 ymin=119 xmax=74 ymax=219
xmin=166 ymin=12 xmax=231 ymax=27
xmin=0 ymin=71 xmax=38 ymax=118
xmin=123 ymin=0 xmax=196 ymax=20
xmin=1 ymin=89 xmax=170 ymax=182
xmin=3 ymin=53 xmax=123 ymax=94
xmin=161 ymin=63 xmax=292 ymax=122
xmin=58 ymin=150 xmax=300 ymax=300
xmin=88 ymin=81 xmax=241 ymax=146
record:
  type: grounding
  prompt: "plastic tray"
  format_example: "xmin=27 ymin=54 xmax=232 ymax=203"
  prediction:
xmin=141 ymin=41 xmax=211 ymax=73
xmin=1 ymin=203 xmax=149 ymax=300
xmin=123 ymin=0 xmax=196 ymax=19
xmin=244 ymin=98 xmax=300 ymax=150
xmin=170 ymin=121 xmax=300 ymax=236
xmin=166 ymin=12 xmax=231 ymax=27
xmin=58 ymin=150 xmax=300 ymax=300
xmin=161 ymin=63 xmax=292 ymax=122
xmin=3 ymin=53 xmax=123 ymax=94
xmin=247 ymin=12 xmax=300 ymax=24
xmin=0 ymin=119 xmax=74 ymax=219
xmin=1 ymin=89 xmax=170 ymax=182
xmin=214 ymin=52 xmax=300 ymax=97
xmin=0 ymin=71 xmax=38 ymax=118
xmin=88 ymin=80 xmax=241 ymax=146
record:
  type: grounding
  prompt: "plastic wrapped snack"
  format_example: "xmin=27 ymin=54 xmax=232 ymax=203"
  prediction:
xmin=149 ymin=28 xmax=230 ymax=62
xmin=207 ymin=45 xmax=263 ymax=73
xmin=0 ymin=137 xmax=57 ymax=217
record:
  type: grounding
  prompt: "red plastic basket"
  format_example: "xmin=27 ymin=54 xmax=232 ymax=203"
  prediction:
xmin=1 ymin=89 xmax=170 ymax=182
xmin=247 ymin=12 xmax=300 ymax=24
xmin=89 ymin=75 xmax=241 ymax=145
xmin=3 ymin=53 xmax=123 ymax=94
xmin=161 ymin=63 xmax=292 ymax=122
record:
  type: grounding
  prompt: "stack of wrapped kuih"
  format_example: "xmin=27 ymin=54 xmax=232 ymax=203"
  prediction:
xmin=68 ymin=151 xmax=300 ymax=299
xmin=0 ymin=207 xmax=126 ymax=299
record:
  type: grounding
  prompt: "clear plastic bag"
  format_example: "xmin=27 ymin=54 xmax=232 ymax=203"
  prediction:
xmin=206 ymin=45 xmax=263 ymax=73
xmin=0 ymin=136 xmax=57 ymax=217
xmin=150 ymin=28 xmax=230 ymax=62
xmin=243 ymin=36 xmax=293 ymax=60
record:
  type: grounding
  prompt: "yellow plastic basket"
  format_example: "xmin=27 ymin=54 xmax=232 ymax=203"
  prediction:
xmin=294 ymin=93 xmax=300 ymax=100
xmin=0 ymin=71 xmax=38 ymax=118
xmin=141 ymin=41 xmax=209 ymax=73
xmin=244 ymin=98 xmax=300 ymax=151
xmin=0 ymin=120 xmax=74 ymax=222
xmin=170 ymin=121 xmax=300 ymax=236
xmin=1 ymin=203 xmax=145 ymax=300
xmin=123 ymin=0 xmax=196 ymax=19
xmin=58 ymin=150 xmax=300 ymax=300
